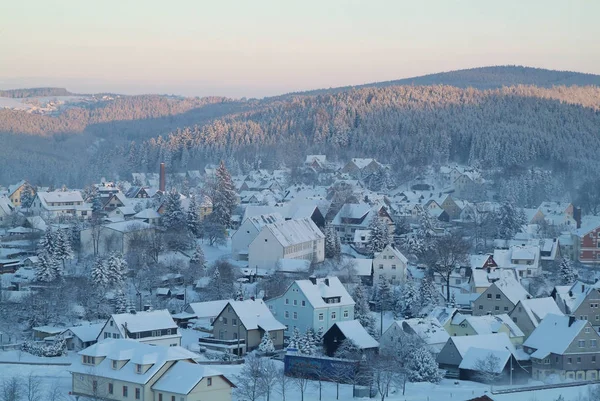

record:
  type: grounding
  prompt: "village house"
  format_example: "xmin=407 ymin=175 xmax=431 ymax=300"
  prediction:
xmin=69 ymin=339 xmax=234 ymax=401
xmin=322 ymin=320 xmax=379 ymax=357
xmin=231 ymin=213 xmax=283 ymax=260
xmin=61 ymin=323 xmax=105 ymax=351
xmin=472 ymin=276 xmax=531 ymax=316
xmin=572 ymin=217 xmax=600 ymax=265
xmin=524 ymin=314 xmax=600 ymax=381
xmin=248 ymin=217 xmax=325 ymax=270
xmin=97 ymin=310 xmax=181 ymax=347
xmin=266 ymin=276 xmax=355 ymax=336
xmin=381 ymin=317 xmax=450 ymax=354
xmin=6 ymin=180 xmax=33 ymax=208
xmin=341 ymin=158 xmax=384 ymax=178
xmin=243 ymin=200 xmax=327 ymax=228
xmin=304 ymin=155 xmax=328 ymax=171
xmin=493 ymin=245 xmax=542 ymax=278
xmin=30 ymin=190 xmax=92 ymax=220
xmin=372 ymin=244 xmax=408 ymax=285
xmin=180 ymin=300 xmax=231 ymax=330
xmin=0 ymin=196 xmax=14 ymax=225
xmin=331 ymin=203 xmax=393 ymax=243
xmin=509 ymin=297 xmax=564 ymax=339
xmin=210 ymin=299 xmax=285 ymax=354
xmin=553 ymin=281 xmax=600 ymax=332
xmin=446 ymin=313 xmax=525 ymax=345
xmin=425 ymin=194 xmax=463 ymax=220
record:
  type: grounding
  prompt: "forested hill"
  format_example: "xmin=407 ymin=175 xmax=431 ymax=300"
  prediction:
xmin=0 ymin=87 xmax=73 ymax=98
xmin=281 ymin=66 xmax=600 ymax=97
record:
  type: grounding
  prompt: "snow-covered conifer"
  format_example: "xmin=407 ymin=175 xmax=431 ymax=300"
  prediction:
xmin=259 ymin=332 xmax=276 ymax=353
xmin=407 ymin=347 xmax=443 ymax=383
xmin=559 ymin=257 xmax=578 ymax=285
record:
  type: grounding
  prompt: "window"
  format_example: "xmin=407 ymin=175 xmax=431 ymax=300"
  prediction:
xmin=579 ymin=340 xmax=586 ymax=348
xmin=293 ymin=300 xmax=298 ymax=306
xmin=110 ymin=320 xmax=113 ymax=326
xmin=318 ymin=313 xmax=324 ymax=321
xmin=172 ymin=397 xmax=176 ymax=401
xmin=159 ymin=394 xmax=163 ymax=401
xmin=232 ymin=319 xmax=237 ymax=326
xmin=108 ymin=383 xmax=113 ymax=394
xmin=504 ymin=307 xmax=509 ymax=311
xmin=331 ymin=311 xmax=337 ymax=320
xmin=135 ymin=388 xmax=141 ymax=399
xmin=343 ymin=310 xmax=349 ymax=318
xmin=478 ymin=305 xmax=483 ymax=310
xmin=568 ymin=357 xmax=572 ymax=364
xmin=285 ymin=311 xmax=289 ymax=318
xmin=495 ymin=294 xmax=501 ymax=299
xmin=487 ymin=294 xmax=492 ymax=299
xmin=577 ymin=356 xmax=582 ymax=363
xmin=293 ymin=312 xmax=297 ymax=320
xmin=112 ymin=360 xmax=117 ymax=369
xmin=594 ymin=356 xmax=597 ymax=363
xmin=301 ymin=301 xmax=306 ymax=307
xmin=586 ymin=327 xmax=591 ymax=333
xmin=93 ymin=380 xmax=98 ymax=392
xmin=495 ymin=306 xmax=500 ymax=311
xmin=285 ymin=298 xmax=289 ymax=305
xmin=223 ymin=318 xmax=228 ymax=324
xmin=513 ymin=317 xmax=517 ymax=323
xmin=123 ymin=386 xmax=128 ymax=397
xmin=543 ymin=358 xmax=550 ymax=364
xmin=207 ymin=378 xmax=212 ymax=386
xmin=392 ymin=265 xmax=396 ymax=270
xmin=379 ymin=264 xmax=383 ymax=269
xmin=592 ymin=340 xmax=598 ymax=348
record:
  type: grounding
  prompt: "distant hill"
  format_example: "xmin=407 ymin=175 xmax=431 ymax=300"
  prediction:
xmin=0 ymin=87 xmax=73 ymax=98
xmin=282 ymin=66 xmax=600 ymax=97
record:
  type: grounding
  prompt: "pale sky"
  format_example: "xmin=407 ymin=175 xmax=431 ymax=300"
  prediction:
xmin=1 ymin=0 xmax=598 ymax=98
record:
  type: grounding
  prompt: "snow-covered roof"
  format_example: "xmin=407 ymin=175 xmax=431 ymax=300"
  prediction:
xmin=7 ymin=180 xmax=26 ymax=196
xmin=262 ymin=217 xmax=324 ymax=248
xmin=0 ymin=196 xmax=13 ymax=215
xmin=351 ymin=258 xmax=373 ymax=276
xmin=350 ymin=158 xmax=377 ymax=169
xmin=305 ymin=155 xmax=327 ymax=165
xmin=332 ymin=320 xmax=379 ymax=349
xmin=243 ymin=213 xmax=284 ymax=231
xmin=26 ymin=216 xmax=46 ymax=231
xmin=65 ymin=323 xmax=105 ymax=343
xmin=399 ymin=317 xmax=450 ymax=346
xmin=33 ymin=326 xmax=64 ymax=334
xmin=71 ymin=339 xmax=198 ymax=385
xmin=332 ymin=203 xmax=371 ymax=225
xmin=575 ymin=216 xmax=600 ymax=237
xmin=524 ymin=314 xmax=590 ymax=359
xmin=294 ymin=276 xmax=355 ymax=309
xmin=375 ymin=244 xmax=408 ymax=264
xmin=449 ymin=333 xmax=518 ymax=359
xmin=429 ymin=306 xmax=458 ymax=327
xmin=103 ymin=221 xmax=153 ymax=233
xmin=134 ymin=208 xmax=161 ymax=219
xmin=152 ymin=361 xmax=231 ymax=394
xmin=225 ymin=299 xmax=285 ymax=332
xmin=490 ymin=276 xmax=531 ymax=305
xmin=516 ymin=297 xmax=564 ymax=328
xmin=38 ymin=190 xmax=83 ymax=204
xmin=459 ymin=347 xmax=511 ymax=372
xmin=186 ymin=300 xmax=231 ymax=319
xmin=109 ymin=310 xmax=177 ymax=335
xmin=452 ymin=314 xmax=524 ymax=338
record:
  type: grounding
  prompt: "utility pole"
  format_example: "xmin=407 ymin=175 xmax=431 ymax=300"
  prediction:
xmin=505 ymin=346 xmax=513 ymax=386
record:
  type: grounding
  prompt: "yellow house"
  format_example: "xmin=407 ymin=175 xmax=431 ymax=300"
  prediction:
xmin=7 ymin=180 xmax=32 ymax=207
xmin=69 ymin=339 xmax=234 ymax=401
xmin=447 ymin=313 xmax=524 ymax=346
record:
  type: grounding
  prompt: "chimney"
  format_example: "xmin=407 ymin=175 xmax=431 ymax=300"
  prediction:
xmin=324 ymin=278 xmax=330 ymax=286
xmin=568 ymin=316 xmax=576 ymax=327
xmin=309 ymin=275 xmax=317 ymax=285
xmin=574 ymin=207 xmax=582 ymax=229
xmin=159 ymin=162 xmax=166 ymax=192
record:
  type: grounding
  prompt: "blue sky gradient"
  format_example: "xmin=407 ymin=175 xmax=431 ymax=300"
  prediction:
xmin=1 ymin=0 xmax=597 ymax=97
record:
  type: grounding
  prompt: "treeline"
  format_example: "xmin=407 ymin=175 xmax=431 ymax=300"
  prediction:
xmin=0 ymin=87 xmax=72 ymax=98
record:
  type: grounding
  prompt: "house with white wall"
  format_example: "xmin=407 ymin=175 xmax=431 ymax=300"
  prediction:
xmin=97 ymin=310 xmax=181 ymax=347
xmin=266 ymin=276 xmax=355 ymax=336
xmin=30 ymin=190 xmax=92 ymax=220
xmin=248 ymin=217 xmax=325 ymax=270
xmin=372 ymin=244 xmax=408 ymax=285
xmin=231 ymin=213 xmax=283 ymax=260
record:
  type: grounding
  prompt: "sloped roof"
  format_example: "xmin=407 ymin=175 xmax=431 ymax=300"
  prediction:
xmin=244 ymin=213 xmax=284 ymax=231
xmin=152 ymin=361 xmax=232 ymax=394
xmin=110 ymin=310 xmax=177 ymax=335
xmin=332 ymin=203 xmax=371 ymax=224
xmin=295 ymin=276 xmax=355 ymax=309
xmin=491 ymin=276 xmax=531 ymax=305
xmin=134 ymin=208 xmax=162 ymax=219
xmin=38 ymin=190 xmax=83 ymax=203
xmin=450 ymin=333 xmax=516 ymax=359
xmin=226 ymin=299 xmax=285 ymax=332
xmin=186 ymin=300 xmax=230 ymax=319
xmin=65 ymin=323 xmax=105 ymax=343
xmin=350 ymin=158 xmax=377 ymax=169
xmin=351 ymin=258 xmax=373 ymax=276
xmin=263 ymin=217 xmax=324 ymax=248
xmin=524 ymin=314 xmax=590 ymax=359
xmin=429 ymin=306 xmax=458 ymax=327
xmin=104 ymin=221 xmax=153 ymax=233
xmin=332 ymin=320 xmax=379 ymax=349
xmin=517 ymin=297 xmax=564 ymax=328
xmin=0 ymin=196 xmax=13 ymax=215
xmin=400 ymin=317 xmax=450 ymax=345
xmin=459 ymin=347 xmax=511 ymax=372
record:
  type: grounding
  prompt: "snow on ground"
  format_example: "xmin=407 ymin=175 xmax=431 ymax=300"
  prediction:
xmin=0 ymin=349 xmax=79 ymax=364
xmin=180 ymin=328 xmax=211 ymax=349
xmin=372 ymin=310 xmax=396 ymax=335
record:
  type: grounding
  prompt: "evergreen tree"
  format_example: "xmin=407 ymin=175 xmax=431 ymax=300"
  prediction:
xmin=114 ymin=289 xmax=128 ymax=314
xmin=162 ymin=189 xmax=187 ymax=231
xmin=376 ymin=276 xmax=392 ymax=312
xmin=54 ymin=229 xmax=73 ymax=272
xmin=106 ymin=253 xmax=127 ymax=288
xmin=20 ymin=182 xmax=35 ymax=209
xmin=211 ymin=160 xmax=237 ymax=228
xmin=324 ymin=225 xmax=340 ymax=259
xmin=39 ymin=228 xmax=56 ymax=257
xmin=353 ymin=285 xmax=377 ymax=336
xmin=334 ymin=339 xmax=361 ymax=360
xmin=287 ymin=327 xmax=302 ymax=350
xmin=401 ymin=280 xmax=419 ymax=318
xmin=367 ymin=216 xmax=388 ymax=255
xmin=496 ymin=202 xmax=525 ymax=239
xmin=190 ymin=245 xmax=206 ymax=270
xmin=298 ymin=328 xmax=318 ymax=356
xmin=259 ymin=332 xmax=276 ymax=353
xmin=559 ymin=257 xmax=578 ymax=285
xmin=419 ymin=274 xmax=438 ymax=315
xmin=92 ymin=193 xmax=104 ymax=214
xmin=35 ymin=252 xmax=56 ymax=282
xmin=91 ymin=257 xmax=111 ymax=287
xmin=407 ymin=346 xmax=443 ymax=383
xmin=186 ymin=195 xmax=202 ymax=237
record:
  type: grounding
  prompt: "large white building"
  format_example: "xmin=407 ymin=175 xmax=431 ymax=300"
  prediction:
xmin=231 ymin=213 xmax=283 ymax=260
xmin=266 ymin=276 xmax=355 ymax=336
xmin=248 ymin=217 xmax=325 ymax=270
xmin=30 ymin=190 xmax=92 ymax=220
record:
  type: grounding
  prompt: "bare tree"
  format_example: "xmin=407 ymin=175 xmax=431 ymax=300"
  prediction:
xmin=277 ymin=366 xmax=290 ymax=401
xmin=234 ymin=354 xmax=266 ymax=401
xmin=474 ymin=352 xmax=503 ymax=390
xmin=291 ymin=373 xmax=310 ymax=401
xmin=24 ymin=374 xmax=41 ymax=401
xmin=1 ymin=376 xmax=21 ymax=401
xmin=425 ymin=234 xmax=470 ymax=301
xmin=45 ymin=380 xmax=65 ymax=401
xmin=368 ymin=353 xmax=403 ymax=401
xmin=259 ymin=358 xmax=279 ymax=401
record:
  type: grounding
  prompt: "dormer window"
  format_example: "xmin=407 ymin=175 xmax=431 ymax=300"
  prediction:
xmin=112 ymin=360 xmax=117 ymax=369
xmin=136 ymin=364 xmax=142 ymax=373
xmin=83 ymin=355 xmax=95 ymax=365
